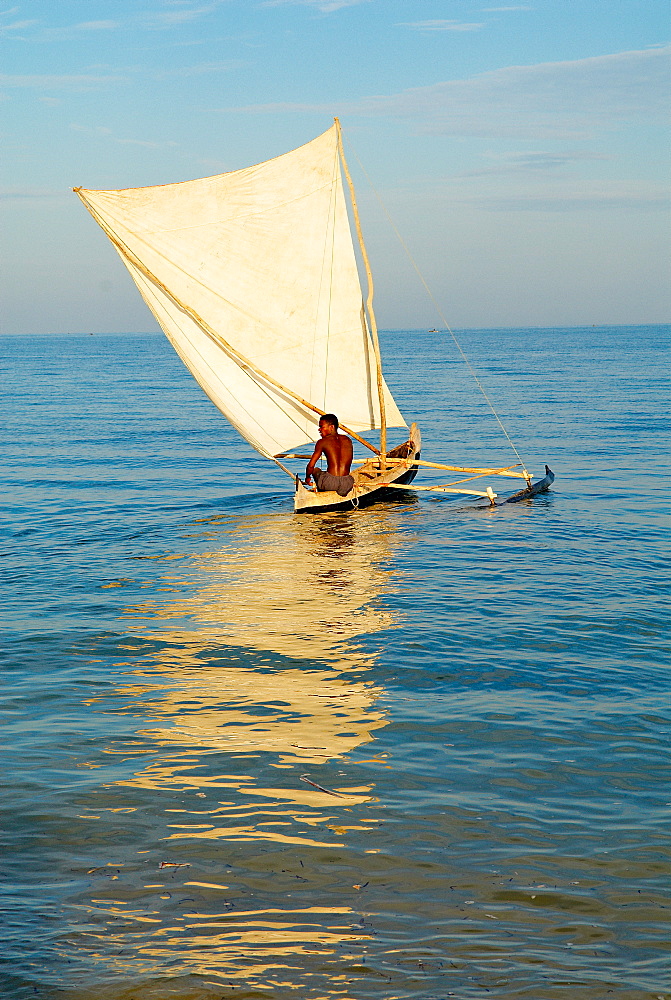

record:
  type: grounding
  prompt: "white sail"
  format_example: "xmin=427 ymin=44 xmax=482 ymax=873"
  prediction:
xmin=76 ymin=125 xmax=405 ymax=458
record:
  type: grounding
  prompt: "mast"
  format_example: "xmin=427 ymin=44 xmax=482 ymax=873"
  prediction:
xmin=335 ymin=118 xmax=387 ymax=464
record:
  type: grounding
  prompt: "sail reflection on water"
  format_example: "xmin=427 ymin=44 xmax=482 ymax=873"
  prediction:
xmin=70 ymin=513 xmax=411 ymax=988
xmin=112 ymin=510 xmax=404 ymax=813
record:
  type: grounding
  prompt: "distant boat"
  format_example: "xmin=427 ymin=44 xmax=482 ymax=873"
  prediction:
xmin=75 ymin=120 xmax=553 ymax=512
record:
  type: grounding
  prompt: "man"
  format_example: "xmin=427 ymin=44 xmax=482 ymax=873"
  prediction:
xmin=304 ymin=414 xmax=355 ymax=497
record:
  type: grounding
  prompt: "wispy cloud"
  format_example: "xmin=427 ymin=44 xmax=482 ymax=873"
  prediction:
xmin=471 ymin=183 xmax=670 ymax=213
xmin=154 ymin=59 xmax=247 ymax=77
xmin=70 ymin=123 xmax=178 ymax=148
xmin=71 ymin=20 xmax=119 ymax=31
xmin=0 ymin=9 xmax=120 ymax=40
xmin=462 ymin=149 xmax=610 ymax=176
xmin=399 ymin=20 xmax=484 ymax=32
xmin=262 ymin=0 xmax=369 ymax=11
xmin=33 ymin=20 xmax=121 ymax=41
xmin=0 ymin=187 xmax=66 ymax=200
xmin=231 ymin=47 xmax=669 ymax=141
xmin=2 ymin=3 xmax=223 ymax=39
xmin=0 ymin=72 xmax=128 ymax=91
xmin=145 ymin=1 xmax=226 ymax=27
xmin=0 ymin=17 xmax=38 ymax=35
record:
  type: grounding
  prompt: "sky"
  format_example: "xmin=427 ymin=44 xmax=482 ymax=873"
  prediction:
xmin=1 ymin=0 xmax=669 ymax=333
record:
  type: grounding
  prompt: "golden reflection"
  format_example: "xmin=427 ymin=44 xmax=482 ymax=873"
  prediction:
xmin=127 ymin=510 xmax=399 ymax=667
xmin=110 ymin=510 xmax=404 ymax=813
xmin=77 ymin=512 xmax=403 ymax=986
xmin=77 ymin=907 xmax=373 ymax=987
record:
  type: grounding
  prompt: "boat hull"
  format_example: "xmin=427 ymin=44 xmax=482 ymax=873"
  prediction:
xmin=294 ymin=423 xmax=421 ymax=514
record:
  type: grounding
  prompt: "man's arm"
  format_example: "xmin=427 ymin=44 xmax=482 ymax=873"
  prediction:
xmin=305 ymin=439 xmax=325 ymax=485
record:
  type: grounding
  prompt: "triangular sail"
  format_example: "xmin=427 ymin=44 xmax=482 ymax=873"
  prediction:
xmin=76 ymin=125 xmax=405 ymax=458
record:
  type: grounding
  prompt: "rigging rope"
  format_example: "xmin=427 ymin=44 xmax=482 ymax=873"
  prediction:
xmin=347 ymin=145 xmax=530 ymax=476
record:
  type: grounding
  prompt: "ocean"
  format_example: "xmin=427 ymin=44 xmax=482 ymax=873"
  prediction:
xmin=1 ymin=325 xmax=669 ymax=999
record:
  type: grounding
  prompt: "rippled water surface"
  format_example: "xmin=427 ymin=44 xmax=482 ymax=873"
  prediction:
xmin=2 ymin=326 xmax=669 ymax=999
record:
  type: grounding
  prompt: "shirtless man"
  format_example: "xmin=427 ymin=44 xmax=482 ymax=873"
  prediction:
xmin=304 ymin=414 xmax=354 ymax=497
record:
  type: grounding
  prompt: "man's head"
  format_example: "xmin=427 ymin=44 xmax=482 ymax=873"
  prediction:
xmin=319 ymin=413 xmax=339 ymax=437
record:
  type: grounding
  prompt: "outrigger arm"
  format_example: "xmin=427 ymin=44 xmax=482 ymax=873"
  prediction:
xmin=383 ymin=465 xmax=554 ymax=505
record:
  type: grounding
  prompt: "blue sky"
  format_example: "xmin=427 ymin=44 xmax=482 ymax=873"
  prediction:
xmin=1 ymin=0 xmax=669 ymax=332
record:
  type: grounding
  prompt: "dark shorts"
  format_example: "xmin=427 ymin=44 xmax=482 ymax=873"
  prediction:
xmin=313 ymin=469 xmax=355 ymax=497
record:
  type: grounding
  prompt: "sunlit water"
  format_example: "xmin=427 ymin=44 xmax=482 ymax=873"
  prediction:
xmin=1 ymin=326 xmax=669 ymax=1000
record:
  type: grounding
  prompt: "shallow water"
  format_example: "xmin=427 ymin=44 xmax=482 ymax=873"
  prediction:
xmin=1 ymin=326 xmax=669 ymax=999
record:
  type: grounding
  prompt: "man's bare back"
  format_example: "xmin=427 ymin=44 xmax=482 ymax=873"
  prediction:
xmin=315 ymin=430 xmax=353 ymax=476
xmin=305 ymin=414 xmax=353 ymax=491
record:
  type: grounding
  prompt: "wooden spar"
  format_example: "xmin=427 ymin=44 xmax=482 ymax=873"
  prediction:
xmin=394 ymin=470 xmax=506 ymax=489
xmin=359 ymin=465 xmax=513 ymax=490
xmin=354 ymin=457 xmax=531 ymax=479
xmin=335 ymin=118 xmax=387 ymax=464
xmin=74 ymin=186 xmax=381 ymax=460
xmin=383 ymin=482 xmax=498 ymax=501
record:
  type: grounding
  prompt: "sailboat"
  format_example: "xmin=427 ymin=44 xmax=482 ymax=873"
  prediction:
xmin=75 ymin=119 xmax=553 ymax=513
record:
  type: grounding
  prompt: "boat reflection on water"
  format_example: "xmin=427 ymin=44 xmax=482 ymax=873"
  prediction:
xmin=111 ymin=508 xmax=405 ymax=821
xmin=75 ymin=511 xmax=407 ymax=990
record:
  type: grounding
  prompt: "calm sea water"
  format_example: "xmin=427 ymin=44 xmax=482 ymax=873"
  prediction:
xmin=1 ymin=326 xmax=669 ymax=1000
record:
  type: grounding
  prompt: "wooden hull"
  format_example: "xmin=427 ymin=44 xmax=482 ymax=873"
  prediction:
xmin=294 ymin=423 xmax=422 ymax=514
